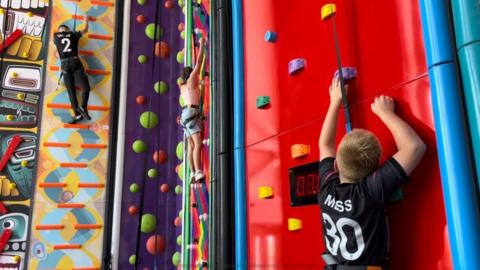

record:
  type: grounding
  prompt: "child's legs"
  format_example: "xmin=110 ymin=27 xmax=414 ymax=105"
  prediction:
xmin=187 ymin=136 xmax=196 ymax=173
xmin=73 ymin=64 xmax=91 ymax=108
xmin=191 ymin=132 xmax=203 ymax=173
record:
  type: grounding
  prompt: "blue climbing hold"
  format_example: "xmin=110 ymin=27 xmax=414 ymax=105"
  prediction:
xmin=334 ymin=67 xmax=357 ymax=80
xmin=289 ymin=58 xmax=306 ymax=75
xmin=265 ymin=31 xmax=277 ymax=42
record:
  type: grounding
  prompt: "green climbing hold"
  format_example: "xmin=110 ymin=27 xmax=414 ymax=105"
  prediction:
xmin=129 ymin=254 xmax=137 ymax=265
xmin=182 ymin=6 xmax=186 ymax=14
xmin=148 ymin=168 xmax=158 ymax=178
xmin=178 ymin=0 xmax=184 ymax=8
xmin=138 ymin=54 xmax=147 ymax=64
xmin=175 ymin=185 xmax=182 ymax=195
xmin=154 ymin=81 xmax=168 ymax=94
xmin=177 ymin=76 xmax=183 ymax=86
xmin=176 ymin=234 xmax=182 ymax=246
xmin=179 ymin=95 xmax=185 ymax=107
xmin=145 ymin=23 xmax=163 ymax=40
xmin=141 ymin=213 xmax=157 ymax=233
xmin=139 ymin=111 xmax=158 ymax=129
xmin=176 ymin=51 xmax=184 ymax=64
xmin=132 ymin=140 xmax=147 ymax=153
xmin=130 ymin=183 xmax=140 ymax=193
xmin=178 ymin=162 xmax=184 ymax=181
xmin=172 ymin=251 xmax=181 ymax=266
xmin=180 ymin=30 xmax=185 ymax=40
xmin=176 ymin=141 xmax=184 ymax=160
xmin=178 ymin=209 xmax=183 ymax=218
xmin=137 ymin=0 xmax=146 ymax=5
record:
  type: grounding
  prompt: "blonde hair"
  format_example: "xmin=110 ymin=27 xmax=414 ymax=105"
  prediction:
xmin=336 ymin=129 xmax=382 ymax=180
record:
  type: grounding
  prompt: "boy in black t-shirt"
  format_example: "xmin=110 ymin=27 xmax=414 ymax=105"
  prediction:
xmin=318 ymin=76 xmax=426 ymax=269
xmin=53 ymin=17 xmax=91 ymax=124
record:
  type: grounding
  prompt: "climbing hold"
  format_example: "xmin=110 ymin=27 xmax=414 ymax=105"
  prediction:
xmin=175 ymin=185 xmax=182 ymax=194
xmin=179 ymin=210 xmax=183 ymax=218
xmin=174 ymin=216 xmax=181 ymax=227
xmin=180 ymin=30 xmax=185 ymax=40
xmin=178 ymin=162 xmax=184 ymax=181
xmin=182 ymin=6 xmax=186 ymax=14
xmin=160 ymin=183 xmax=169 ymax=192
xmin=288 ymin=218 xmax=302 ymax=231
xmin=26 ymin=11 xmax=33 ymax=17
xmin=153 ymin=150 xmax=167 ymax=164
xmin=334 ymin=67 xmax=357 ymax=80
xmin=265 ymin=31 xmax=277 ymax=42
xmin=137 ymin=0 xmax=146 ymax=5
xmin=288 ymin=58 xmax=306 ymax=75
xmin=178 ymin=23 xmax=185 ymax=32
xmin=130 ymin=183 xmax=140 ymax=193
xmin=22 ymin=52 xmax=29 ymax=58
xmin=321 ymin=3 xmax=336 ymax=21
xmin=128 ymin=205 xmax=139 ymax=215
xmin=12 ymin=255 xmax=20 ymax=263
xmin=155 ymin=41 xmax=170 ymax=58
xmin=0 ymin=9 xmax=4 ymax=15
xmin=129 ymin=254 xmax=137 ymax=265
xmin=132 ymin=139 xmax=147 ymax=153
xmin=291 ymin=144 xmax=310 ymax=159
xmin=148 ymin=168 xmax=158 ymax=178
xmin=176 ymin=50 xmax=184 ymax=64
xmin=11 ymin=72 xmax=18 ymax=78
xmin=177 ymin=77 xmax=183 ymax=86
xmin=145 ymin=23 xmax=163 ymax=40
xmin=154 ymin=81 xmax=168 ymax=94
xmin=6 ymin=115 xmax=15 ymax=121
xmin=177 ymin=0 xmax=184 ymax=7
xmin=176 ymin=141 xmax=184 ymax=160
xmin=141 ymin=213 xmax=157 ymax=233
xmin=176 ymin=234 xmax=182 ymax=246
xmin=136 ymin=95 xmax=146 ymax=105
xmin=8 ymin=183 xmax=16 ymax=190
xmin=139 ymin=111 xmax=159 ymax=128
xmin=258 ymin=186 xmax=273 ymax=199
xmin=136 ymin=14 xmax=146 ymax=23
xmin=138 ymin=54 xmax=148 ymax=64
xmin=256 ymin=96 xmax=270 ymax=108
xmin=172 ymin=251 xmax=181 ymax=266
xmin=179 ymin=95 xmax=185 ymax=107
xmin=16 ymin=93 xmax=25 ymax=99
xmin=203 ymin=139 xmax=209 ymax=145
xmin=165 ymin=0 xmax=175 ymax=9
xmin=146 ymin=235 xmax=165 ymax=255
xmin=21 ymin=160 xmax=28 ymax=167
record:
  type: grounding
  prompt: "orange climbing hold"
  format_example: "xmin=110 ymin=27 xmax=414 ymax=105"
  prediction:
xmin=155 ymin=41 xmax=170 ymax=58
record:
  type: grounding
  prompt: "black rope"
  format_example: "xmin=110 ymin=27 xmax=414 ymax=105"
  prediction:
xmin=331 ymin=14 xmax=352 ymax=133
xmin=131 ymin=0 xmax=162 ymax=267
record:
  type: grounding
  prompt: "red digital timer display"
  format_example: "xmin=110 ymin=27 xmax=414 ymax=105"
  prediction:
xmin=289 ymin=161 xmax=321 ymax=207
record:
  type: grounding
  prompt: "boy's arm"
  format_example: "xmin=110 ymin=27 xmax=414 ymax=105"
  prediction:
xmin=319 ymin=77 xmax=344 ymax=160
xmin=371 ymin=96 xmax=426 ymax=175
xmin=80 ymin=16 xmax=89 ymax=35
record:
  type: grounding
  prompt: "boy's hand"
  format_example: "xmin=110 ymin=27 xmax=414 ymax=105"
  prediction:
xmin=371 ymin=95 xmax=395 ymax=117
xmin=329 ymin=77 xmax=346 ymax=106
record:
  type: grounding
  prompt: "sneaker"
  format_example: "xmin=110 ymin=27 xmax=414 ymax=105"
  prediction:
xmin=79 ymin=107 xmax=91 ymax=120
xmin=69 ymin=114 xmax=83 ymax=124
xmin=195 ymin=170 xmax=205 ymax=184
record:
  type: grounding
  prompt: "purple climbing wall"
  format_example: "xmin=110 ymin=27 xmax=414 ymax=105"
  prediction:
xmin=117 ymin=0 xmax=184 ymax=268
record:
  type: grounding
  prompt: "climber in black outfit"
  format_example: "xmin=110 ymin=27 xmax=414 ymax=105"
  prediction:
xmin=53 ymin=16 xmax=92 ymax=124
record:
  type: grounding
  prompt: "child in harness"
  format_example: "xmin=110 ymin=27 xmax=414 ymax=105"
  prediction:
xmin=179 ymin=37 xmax=206 ymax=184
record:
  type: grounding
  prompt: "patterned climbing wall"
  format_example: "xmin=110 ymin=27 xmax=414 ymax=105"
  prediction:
xmin=0 ymin=0 xmax=49 ymax=269
xmin=27 ymin=0 xmax=117 ymax=268
xmin=117 ymin=0 xmax=184 ymax=269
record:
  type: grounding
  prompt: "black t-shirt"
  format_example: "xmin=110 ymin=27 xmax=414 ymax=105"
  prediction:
xmin=53 ymin=31 xmax=82 ymax=59
xmin=318 ymin=157 xmax=407 ymax=266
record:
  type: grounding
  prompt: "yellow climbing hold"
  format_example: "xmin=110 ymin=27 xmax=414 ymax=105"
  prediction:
xmin=16 ymin=93 xmax=25 ymax=99
xmin=13 ymin=256 xmax=20 ymax=263
xmin=6 ymin=115 xmax=15 ymax=121
xmin=27 ymin=11 xmax=33 ymax=17
xmin=288 ymin=218 xmax=302 ymax=231
xmin=22 ymin=52 xmax=29 ymax=58
xmin=21 ymin=160 xmax=28 ymax=167
xmin=321 ymin=3 xmax=336 ymax=21
xmin=11 ymin=72 xmax=18 ymax=78
xmin=258 ymin=186 xmax=273 ymax=199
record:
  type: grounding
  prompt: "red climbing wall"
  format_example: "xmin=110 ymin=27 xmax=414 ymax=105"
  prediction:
xmin=243 ymin=0 xmax=453 ymax=269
